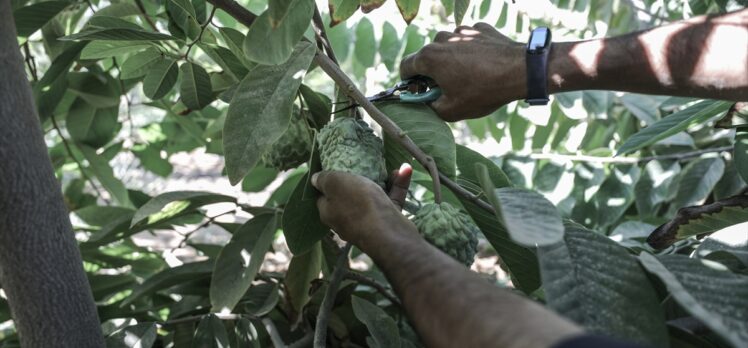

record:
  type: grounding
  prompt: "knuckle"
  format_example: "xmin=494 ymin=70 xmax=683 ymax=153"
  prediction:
xmin=433 ymin=31 xmax=452 ymax=42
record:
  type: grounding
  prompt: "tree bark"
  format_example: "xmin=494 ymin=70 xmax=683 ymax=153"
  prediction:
xmin=0 ymin=1 xmax=104 ymax=346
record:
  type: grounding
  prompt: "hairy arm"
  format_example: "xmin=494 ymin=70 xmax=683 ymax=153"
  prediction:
xmin=313 ymin=170 xmax=582 ymax=348
xmin=550 ymin=9 xmax=748 ymax=100
xmin=401 ymin=9 xmax=748 ymax=121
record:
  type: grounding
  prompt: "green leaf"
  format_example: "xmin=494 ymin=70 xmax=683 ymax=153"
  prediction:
xmin=67 ymin=99 xmax=119 ymax=148
xmin=594 ymin=164 xmax=640 ymax=228
xmin=105 ymin=322 xmax=157 ymax=348
xmin=282 ymin=174 xmax=329 ymax=254
xmin=361 ymin=0 xmax=386 ymax=13
xmin=454 ymin=181 xmax=541 ymax=293
xmin=68 ymin=72 xmax=121 ymax=107
xmin=329 ymin=0 xmax=359 ymax=26
xmin=621 ymin=94 xmax=661 ymax=125
xmin=133 ymin=144 xmax=173 ymax=177
xmin=671 ymin=157 xmax=725 ymax=210
xmin=79 ymin=144 xmax=132 ymax=207
xmin=267 ymin=0 xmax=293 ymax=27
xmin=242 ymin=165 xmax=279 ymax=192
xmin=201 ymin=44 xmax=249 ymax=80
xmin=617 ymin=101 xmax=731 ymax=155
xmin=402 ymin=24 xmax=424 ymax=57
xmin=395 ymin=0 xmax=420 ymax=24
xmin=60 ymin=28 xmax=177 ymax=41
xmin=119 ymin=48 xmax=163 ymax=79
xmin=354 ymin=17 xmax=376 ymax=67
xmin=666 ymin=198 xmax=748 ymax=245
xmin=539 ymin=224 xmax=669 ymax=346
xmin=123 ymin=260 xmax=214 ymax=305
xmin=39 ymin=42 xmax=88 ymax=87
xmin=243 ymin=0 xmax=314 ymax=65
xmin=193 ymin=314 xmax=231 ymax=347
xmin=456 ymin=144 xmax=511 ymax=188
xmin=351 ymin=296 xmax=401 ymax=348
xmin=223 ymin=41 xmax=316 ymax=184
xmin=80 ymin=40 xmax=151 ymax=60
xmin=299 ymin=84 xmax=331 ymax=129
xmin=179 ymin=63 xmax=214 ymax=110
xmin=479 ymin=167 xmax=564 ymax=247
xmin=130 ymin=191 xmax=235 ymax=227
xmin=454 ymin=0 xmax=470 ymax=25
xmin=234 ymin=318 xmax=261 ymax=347
xmin=218 ymin=27 xmax=252 ymax=68
xmin=378 ymin=102 xmax=457 ymax=178
xmin=86 ymin=16 xmax=144 ymax=30
xmin=639 ymin=253 xmax=748 ymax=347
xmin=634 ymin=160 xmax=681 ymax=217
xmin=379 ymin=22 xmax=402 ymax=71
xmin=210 ymin=214 xmax=277 ymax=312
xmin=143 ymin=58 xmax=178 ymax=100
xmin=735 ymin=131 xmax=748 ymax=183
xmin=94 ymin=3 xmax=141 ymax=17
xmin=13 ymin=1 xmax=69 ymax=37
xmin=242 ymin=282 xmax=280 ymax=316
xmin=285 ymin=243 xmax=322 ymax=318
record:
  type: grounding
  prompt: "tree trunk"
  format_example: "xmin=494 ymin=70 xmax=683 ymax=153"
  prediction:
xmin=0 ymin=1 xmax=104 ymax=346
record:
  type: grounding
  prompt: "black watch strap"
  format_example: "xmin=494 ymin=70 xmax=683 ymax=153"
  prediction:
xmin=525 ymin=27 xmax=551 ymax=106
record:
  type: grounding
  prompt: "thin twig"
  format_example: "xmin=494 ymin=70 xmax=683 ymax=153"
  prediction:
xmin=314 ymin=243 xmax=352 ymax=348
xmin=262 ymin=318 xmax=287 ymax=348
xmin=345 ymin=271 xmax=401 ymax=307
xmin=160 ymin=313 xmax=254 ymax=326
xmin=522 ymin=145 xmax=733 ymax=164
xmin=134 ymin=0 xmax=158 ymax=31
xmin=311 ymin=7 xmax=339 ymax=65
xmin=207 ymin=0 xmax=257 ymax=26
xmin=22 ymin=42 xmax=38 ymax=81
xmin=184 ymin=7 xmax=218 ymax=59
xmin=175 ymin=209 xmax=235 ymax=249
xmin=50 ymin=114 xmax=109 ymax=203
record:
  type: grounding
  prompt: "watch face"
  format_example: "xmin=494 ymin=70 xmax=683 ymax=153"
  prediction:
xmin=528 ymin=28 xmax=550 ymax=51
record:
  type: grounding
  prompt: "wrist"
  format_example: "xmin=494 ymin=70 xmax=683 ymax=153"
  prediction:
xmin=547 ymin=41 xmax=576 ymax=94
xmin=357 ymin=210 xmax=421 ymax=261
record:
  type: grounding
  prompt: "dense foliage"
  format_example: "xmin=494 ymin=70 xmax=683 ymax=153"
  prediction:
xmin=4 ymin=0 xmax=748 ymax=347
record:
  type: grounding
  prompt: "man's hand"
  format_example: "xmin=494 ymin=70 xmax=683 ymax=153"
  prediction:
xmin=311 ymin=164 xmax=415 ymax=246
xmin=400 ymin=24 xmax=526 ymax=122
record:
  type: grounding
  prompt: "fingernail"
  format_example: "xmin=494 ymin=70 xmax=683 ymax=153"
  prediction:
xmin=311 ymin=172 xmax=320 ymax=187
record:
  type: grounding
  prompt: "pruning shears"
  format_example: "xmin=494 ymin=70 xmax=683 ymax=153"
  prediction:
xmin=333 ymin=76 xmax=442 ymax=114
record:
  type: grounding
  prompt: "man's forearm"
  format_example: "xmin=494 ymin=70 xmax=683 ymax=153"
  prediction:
xmin=359 ymin=213 xmax=582 ymax=348
xmin=549 ymin=9 xmax=748 ymax=100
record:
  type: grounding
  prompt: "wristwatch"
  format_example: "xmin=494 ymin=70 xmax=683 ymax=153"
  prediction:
xmin=525 ymin=27 xmax=552 ymax=106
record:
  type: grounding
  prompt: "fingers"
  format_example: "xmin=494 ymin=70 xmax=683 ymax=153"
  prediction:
xmin=473 ymin=22 xmax=503 ymax=37
xmin=430 ymin=95 xmax=464 ymax=122
xmin=433 ymin=31 xmax=455 ymax=43
xmin=399 ymin=52 xmax=420 ymax=79
xmin=387 ymin=164 xmax=413 ymax=209
xmin=311 ymin=171 xmax=348 ymax=197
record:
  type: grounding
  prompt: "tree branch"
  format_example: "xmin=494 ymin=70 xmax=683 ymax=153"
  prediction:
xmin=522 ymin=146 xmax=733 ymax=164
xmin=647 ymin=193 xmax=748 ymax=249
xmin=314 ymin=242 xmax=352 ymax=348
xmin=262 ymin=317 xmax=287 ymax=348
xmin=311 ymin=7 xmax=339 ymax=65
xmin=207 ymin=0 xmax=257 ymax=26
xmin=345 ymin=271 xmax=401 ymax=307
xmin=50 ymin=114 xmax=109 ymax=203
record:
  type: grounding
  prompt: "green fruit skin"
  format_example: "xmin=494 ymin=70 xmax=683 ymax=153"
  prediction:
xmin=261 ymin=108 xmax=313 ymax=171
xmin=317 ymin=117 xmax=387 ymax=186
xmin=412 ymin=202 xmax=479 ymax=266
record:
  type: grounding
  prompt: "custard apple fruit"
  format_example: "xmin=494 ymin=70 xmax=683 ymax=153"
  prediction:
xmin=261 ymin=108 xmax=313 ymax=171
xmin=317 ymin=117 xmax=387 ymax=186
xmin=412 ymin=202 xmax=479 ymax=266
